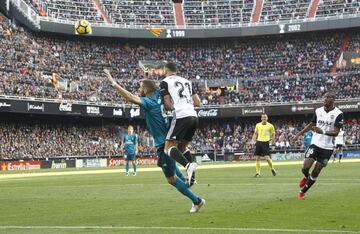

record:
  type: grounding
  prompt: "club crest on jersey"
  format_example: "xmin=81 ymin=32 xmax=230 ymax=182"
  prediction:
xmin=330 ymin=115 xmax=335 ymax=120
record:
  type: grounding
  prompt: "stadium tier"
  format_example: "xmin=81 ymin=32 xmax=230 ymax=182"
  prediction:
xmin=24 ymin=0 xmax=360 ymax=26
xmin=183 ymin=0 xmax=254 ymax=25
xmin=19 ymin=0 xmax=360 ymax=27
xmin=1 ymin=17 xmax=360 ymax=105
xmin=37 ymin=0 xmax=104 ymax=22
xmin=260 ymin=0 xmax=311 ymax=22
xmin=101 ymin=0 xmax=175 ymax=26
xmin=0 ymin=116 xmax=359 ymax=159
xmin=316 ymin=0 xmax=360 ymax=18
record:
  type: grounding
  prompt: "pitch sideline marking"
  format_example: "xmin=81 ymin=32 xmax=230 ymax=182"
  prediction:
xmin=1 ymin=159 xmax=360 ymax=180
xmin=0 ymin=226 xmax=358 ymax=233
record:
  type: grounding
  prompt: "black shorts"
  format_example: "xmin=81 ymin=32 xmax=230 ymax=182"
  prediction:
xmin=166 ymin=116 xmax=198 ymax=142
xmin=254 ymin=141 xmax=270 ymax=156
xmin=335 ymin=144 xmax=343 ymax=150
xmin=305 ymin=144 xmax=333 ymax=166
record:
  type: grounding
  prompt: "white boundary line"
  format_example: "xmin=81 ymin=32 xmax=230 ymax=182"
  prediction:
xmin=0 ymin=159 xmax=359 ymax=180
xmin=0 ymin=226 xmax=359 ymax=233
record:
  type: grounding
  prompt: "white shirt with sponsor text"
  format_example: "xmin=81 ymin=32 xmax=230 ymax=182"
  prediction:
xmin=311 ymin=106 xmax=343 ymax=150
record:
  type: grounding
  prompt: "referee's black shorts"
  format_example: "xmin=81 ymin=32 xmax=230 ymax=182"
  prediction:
xmin=254 ymin=141 xmax=270 ymax=156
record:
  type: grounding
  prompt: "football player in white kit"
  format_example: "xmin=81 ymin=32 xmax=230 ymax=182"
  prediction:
xmin=160 ymin=62 xmax=201 ymax=188
xmin=292 ymin=92 xmax=343 ymax=199
xmin=333 ymin=128 xmax=344 ymax=163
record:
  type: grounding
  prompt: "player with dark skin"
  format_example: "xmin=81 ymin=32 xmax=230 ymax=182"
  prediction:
xmin=292 ymin=92 xmax=342 ymax=199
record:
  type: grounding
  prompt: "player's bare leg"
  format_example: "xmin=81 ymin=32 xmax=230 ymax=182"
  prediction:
xmin=298 ymin=158 xmax=317 ymax=199
xmin=299 ymin=161 xmax=324 ymax=199
xmin=299 ymin=158 xmax=315 ymax=187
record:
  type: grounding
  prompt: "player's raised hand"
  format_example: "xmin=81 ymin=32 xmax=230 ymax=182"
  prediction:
xmin=104 ymin=69 xmax=115 ymax=84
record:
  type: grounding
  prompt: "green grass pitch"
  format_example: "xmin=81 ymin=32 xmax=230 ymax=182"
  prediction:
xmin=0 ymin=161 xmax=359 ymax=234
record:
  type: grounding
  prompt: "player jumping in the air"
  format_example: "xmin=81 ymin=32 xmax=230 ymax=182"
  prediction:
xmin=104 ymin=69 xmax=205 ymax=213
xmin=160 ymin=62 xmax=201 ymax=185
xmin=292 ymin=92 xmax=343 ymax=200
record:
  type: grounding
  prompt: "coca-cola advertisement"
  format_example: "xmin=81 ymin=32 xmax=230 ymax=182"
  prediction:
xmin=197 ymin=109 xmax=219 ymax=118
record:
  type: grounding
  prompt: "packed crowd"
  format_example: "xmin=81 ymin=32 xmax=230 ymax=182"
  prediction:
xmin=25 ymin=0 xmax=360 ymax=26
xmin=183 ymin=0 xmax=254 ymax=26
xmin=191 ymin=117 xmax=360 ymax=153
xmin=316 ymin=0 xmax=360 ymax=17
xmin=37 ymin=0 xmax=104 ymax=22
xmin=101 ymin=0 xmax=175 ymax=26
xmin=2 ymin=17 xmax=360 ymax=106
xmin=1 ymin=116 xmax=359 ymax=159
xmin=0 ymin=123 xmax=156 ymax=160
xmin=260 ymin=0 xmax=310 ymax=22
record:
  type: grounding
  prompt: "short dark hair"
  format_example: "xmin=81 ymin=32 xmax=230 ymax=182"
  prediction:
xmin=165 ymin=62 xmax=177 ymax=73
xmin=325 ymin=91 xmax=336 ymax=99
xmin=141 ymin=79 xmax=157 ymax=92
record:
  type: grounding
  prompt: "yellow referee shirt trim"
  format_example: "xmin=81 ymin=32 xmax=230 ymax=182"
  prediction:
xmin=255 ymin=122 xmax=275 ymax=142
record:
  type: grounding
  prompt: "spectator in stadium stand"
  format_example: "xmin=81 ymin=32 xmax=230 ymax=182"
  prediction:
xmin=1 ymin=116 xmax=359 ymax=159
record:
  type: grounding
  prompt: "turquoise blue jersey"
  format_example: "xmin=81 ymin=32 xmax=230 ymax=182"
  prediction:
xmin=123 ymin=134 xmax=138 ymax=155
xmin=303 ymin=131 xmax=313 ymax=147
xmin=139 ymin=89 xmax=168 ymax=148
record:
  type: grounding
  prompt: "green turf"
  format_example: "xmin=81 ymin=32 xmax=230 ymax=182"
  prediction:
xmin=0 ymin=162 xmax=359 ymax=234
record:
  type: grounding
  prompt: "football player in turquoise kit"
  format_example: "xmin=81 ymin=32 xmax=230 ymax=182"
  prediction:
xmin=303 ymin=130 xmax=313 ymax=150
xmin=104 ymin=69 xmax=205 ymax=213
xmin=123 ymin=125 xmax=138 ymax=176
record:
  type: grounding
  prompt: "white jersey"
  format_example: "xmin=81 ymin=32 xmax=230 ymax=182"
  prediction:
xmin=335 ymin=130 xmax=345 ymax=145
xmin=311 ymin=106 xmax=343 ymax=150
xmin=160 ymin=75 xmax=197 ymax=119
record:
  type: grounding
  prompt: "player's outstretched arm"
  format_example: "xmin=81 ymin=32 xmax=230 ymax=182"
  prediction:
xmin=104 ymin=69 xmax=142 ymax=105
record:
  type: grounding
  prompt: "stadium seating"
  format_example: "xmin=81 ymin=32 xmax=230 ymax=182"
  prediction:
xmin=38 ymin=0 xmax=104 ymax=22
xmin=21 ymin=0 xmax=360 ymax=26
xmin=316 ymin=0 xmax=360 ymax=18
xmin=1 ymin=117 xmax=358 ymax=159
xmin=183 ymin=0 xmax=254 ymax=26
xmin=1 ymin=18 xmax=360 ymax=105
xmin=100 ymin=0 xmax=175 ymax=26
xmin=260 ymin=0 xmax=311 ymax=22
